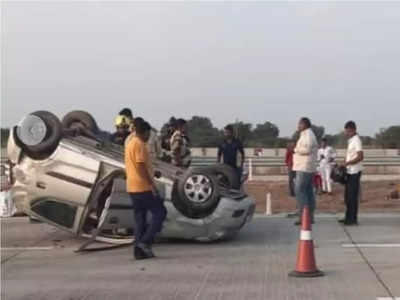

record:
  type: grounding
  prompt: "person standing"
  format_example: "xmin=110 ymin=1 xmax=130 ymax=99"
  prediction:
xmin=125 ymin=121 xmax=167 ymax=260
xmin=119 ymin=108 xmax=134 ymax=121
xmin=293 ymin=117 xmax=318 ymax=225
xmin=124 ymin=117 xmax=144 ymax=148
xmin=285 ymin=141 xmax=298 ymax=218
xmin=318 ymin=138 xmax=336 ymax=195
xmin=285 ymin=141 xmax=296 ymax=197
xmin=217 ymin=125 xmax=245 ymax=181
xmin=339 ymin=121 xmax=364 ymax=226
xmin=125 ymin=117 xmax=162 ymax=161
xmin=170 ymin=119 xmax=191 ymax=168
xmin=111 ymin=115 xmax=131 ymax=146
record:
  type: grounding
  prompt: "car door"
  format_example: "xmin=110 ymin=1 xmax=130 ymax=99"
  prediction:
xmin=27 ymin=141 xmax=100 ymax=234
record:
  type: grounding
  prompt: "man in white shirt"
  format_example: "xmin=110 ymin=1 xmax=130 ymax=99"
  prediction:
xmin=339 ymin=121 xmax=364 ymax=226
xmin=318 ymin=138 xmax=336 ymax=195
xmin=293 ymin=117 xmax=319 ymax=225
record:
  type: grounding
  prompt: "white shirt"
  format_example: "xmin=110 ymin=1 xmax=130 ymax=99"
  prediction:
xmin=293 ymin=128 xmax=319 ymax=173
xmin=318 ymin=146 xmax=336 ymax=167
xmin=346 ymin=135 xmax=363 ymax=174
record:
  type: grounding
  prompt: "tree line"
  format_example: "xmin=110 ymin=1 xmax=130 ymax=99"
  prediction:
xmin=161 ymin=116 xmax=400 ymax=149
xmin=1 ymin=119 xmax=399 ymax=149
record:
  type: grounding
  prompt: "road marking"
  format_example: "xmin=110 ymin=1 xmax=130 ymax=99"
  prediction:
xmin=377 ymin=297 xmax=400 ymax=300
xmin=1 ymin=247 xmax=54 ymax=251
xmin=342 ymin=244 xmax=400 ymax=248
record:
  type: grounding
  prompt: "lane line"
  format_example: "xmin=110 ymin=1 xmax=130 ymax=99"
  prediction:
xmin=377 ymin=298 xmax=400 ymax=300
xmin=342 ymin=244 xmax=400 ymax=248
xmin=1 ymin=247 xmax=54 ymax=251
xmin=341 ymin=226 xmax=396 ymax=299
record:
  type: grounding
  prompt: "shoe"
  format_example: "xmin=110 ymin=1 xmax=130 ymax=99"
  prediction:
xmin=134 ymin=246 xmax=151 ymax=260
xmin=327 ymin=192 xmax=333 ymax=196
xmin=287 ymin=212 xmax=299 ymax=218
xmin=137 ymin=243 xmax=155 ymax=258
xmin=343 ymin=221 xmax=358 ymax=226
xmin=338 ymin=219 xmax=346 ymax=224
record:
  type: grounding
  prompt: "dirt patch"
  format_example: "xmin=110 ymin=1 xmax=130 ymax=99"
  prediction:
xmin=245 ymin=180 xmax=400 ymax=214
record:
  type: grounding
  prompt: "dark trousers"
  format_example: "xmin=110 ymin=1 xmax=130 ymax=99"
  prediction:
xmin=344 ymin=172 xmax=362 ymax=223
xmin=288 ymin=170 xmax=296 ymax=197
xmin=236 ymin=166 xmax=243 ymax=182
xmin=130 ymin=192 xmax=167 ymax=246
xmin=224 ymin=163 xmax=243 ymax=182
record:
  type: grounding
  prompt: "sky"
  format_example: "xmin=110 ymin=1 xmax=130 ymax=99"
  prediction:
xmin=1 ymin=1 xmax=400 ymax=137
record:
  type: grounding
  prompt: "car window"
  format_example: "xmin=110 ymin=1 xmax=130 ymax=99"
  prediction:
xmin=31 ymin=199 xmax=77 ymax=228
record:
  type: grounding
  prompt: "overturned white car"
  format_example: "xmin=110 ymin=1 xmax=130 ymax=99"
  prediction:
xmin=8 ymin=111 xmax=255 ymax=246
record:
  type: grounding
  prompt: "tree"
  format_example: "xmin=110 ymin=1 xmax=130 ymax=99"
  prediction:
xmin=311 ymin=125 xmax=325 ymax=142
xmin=332 ymin=131 xmax=347 ymax=148
xmin=276 ymin=137 xmax=291 ymax=148
xmin=186 ymin=116 xmax=222 ymax=147
xmin=376 ymin=126 xmax=400 ymax=148
xmin=230 ymin=122 xmax=252 ymax=146
xmin=249 ymin=121 xmax=279 ymax=147
xmin=360 ymin=136 xmax=376 ymax=148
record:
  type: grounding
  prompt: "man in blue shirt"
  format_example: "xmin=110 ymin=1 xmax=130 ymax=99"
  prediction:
xmin=217 ymin=125 xmax=245 ymax=180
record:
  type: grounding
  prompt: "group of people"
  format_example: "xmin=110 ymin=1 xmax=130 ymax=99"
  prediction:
xmin=119 ymin=108 xmax=363 ymax=260
xmin=111 ymin=108 xmax=191 ymax=169
xmin=286 ymin=137 xmax=337 ymax=200
xmin=116 ymin=108 xmax=245 ymax=260
xmin=286 ymin=118 xmax=364 ymax=226
xmin=110 ymin=108 xmax=190 ymax=260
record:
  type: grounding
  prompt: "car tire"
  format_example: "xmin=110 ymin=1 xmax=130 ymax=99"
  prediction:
xmin=62 ymin=110 xmax=99 ymax=138
xmin=205 ymin=164 xmax=240 ymax=189
xmin=172 ymin=169 xmax=220 ymax=219
xmin=15 ymin=111 xmax=62 ymax=160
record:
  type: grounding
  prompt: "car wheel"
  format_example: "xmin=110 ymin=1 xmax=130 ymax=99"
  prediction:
xmin=205 ymin=164 xmax=240 ymax=189
xmin=173 ymin=169 xmax=220 ymax=219
xmin=62 ymin=110 xmax=99 ymax=138
xmin=15 ymin=111 xmax=62 ymax=159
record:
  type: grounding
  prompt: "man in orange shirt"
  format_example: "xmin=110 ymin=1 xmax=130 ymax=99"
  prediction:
xmin=125 ymin=121 xmax=167 ymax=260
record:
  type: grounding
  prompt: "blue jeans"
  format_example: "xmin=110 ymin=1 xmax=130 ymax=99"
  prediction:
xmin=295 ymin=171 xmax=315 ymax=221
xmin=130 ymin=192 xmax=167 ymax=247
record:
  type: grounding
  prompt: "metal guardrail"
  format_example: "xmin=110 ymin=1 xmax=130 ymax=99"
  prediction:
xmin=190 ymin=157 xmax=400 ymax=167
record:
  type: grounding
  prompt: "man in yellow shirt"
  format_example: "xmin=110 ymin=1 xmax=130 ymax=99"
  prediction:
xmin=125 ymin=121 xmax=167 ymax=260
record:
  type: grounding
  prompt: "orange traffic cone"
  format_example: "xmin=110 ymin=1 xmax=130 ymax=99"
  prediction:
xmin=289 ymin=206 xmax=324 ymax=278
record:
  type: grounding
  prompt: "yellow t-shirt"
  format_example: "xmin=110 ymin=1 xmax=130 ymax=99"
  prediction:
xmin=125 ymin=136 xmax=152 ymax=193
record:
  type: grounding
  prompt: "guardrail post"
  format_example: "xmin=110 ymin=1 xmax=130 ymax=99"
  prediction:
xmin=266 ymin=192 xmax=272 ymax=215
xmin=249 ymin=158 xmax=253 ymax=181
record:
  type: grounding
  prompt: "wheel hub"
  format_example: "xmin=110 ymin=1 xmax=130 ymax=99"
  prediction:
xmin=184 ymin=174 xmax=213 ymax=204
xmin=17 ymin=115 xmax=47 ymax=146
